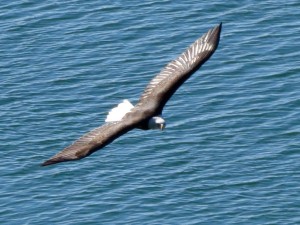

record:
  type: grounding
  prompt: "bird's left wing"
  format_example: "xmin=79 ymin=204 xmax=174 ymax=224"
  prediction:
xmin=42 ymin=121 xmax=136 ymax=166
xmin=136 ymin=23 xmax=222 ymax=115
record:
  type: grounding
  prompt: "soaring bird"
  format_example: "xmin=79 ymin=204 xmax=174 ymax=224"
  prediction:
xmin=42 ymin=23 xmax=222 ymax=166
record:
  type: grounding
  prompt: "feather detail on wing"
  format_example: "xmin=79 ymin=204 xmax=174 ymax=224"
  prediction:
xmin=136 ymin=23 xmax=222 ymax=114
xmin=41 ymin=121 xmax=134 ymax=166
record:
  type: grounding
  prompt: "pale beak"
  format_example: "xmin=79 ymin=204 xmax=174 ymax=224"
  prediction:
xmin=160 ymin=124 xmax=165 ymax=130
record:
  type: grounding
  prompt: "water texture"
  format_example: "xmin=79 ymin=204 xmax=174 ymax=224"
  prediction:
xmin=1 ymin=1 xmax=300 ymax=224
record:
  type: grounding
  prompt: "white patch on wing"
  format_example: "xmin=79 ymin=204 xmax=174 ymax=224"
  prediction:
xmin=105 ymin=100 xmax=134 ymax=122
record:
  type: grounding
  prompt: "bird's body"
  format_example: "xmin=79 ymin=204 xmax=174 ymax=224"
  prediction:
xmin=42 ymin=23 xmax=222 ymax=166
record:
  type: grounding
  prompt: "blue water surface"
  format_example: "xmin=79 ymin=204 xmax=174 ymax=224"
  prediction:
xmin=1 ymin=1 xmax=300 ymax=224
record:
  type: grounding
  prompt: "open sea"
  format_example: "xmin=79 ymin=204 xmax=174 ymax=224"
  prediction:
xmin=1 ymin=1 xmax=300 ymax=224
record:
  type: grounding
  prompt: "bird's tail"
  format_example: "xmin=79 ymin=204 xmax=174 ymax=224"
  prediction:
xmin=105 ymin=100 xmax=134 ymax=122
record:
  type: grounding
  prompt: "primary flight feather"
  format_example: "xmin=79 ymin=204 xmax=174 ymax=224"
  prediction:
xmin=42 ymin=23 xmax=222 ymax=166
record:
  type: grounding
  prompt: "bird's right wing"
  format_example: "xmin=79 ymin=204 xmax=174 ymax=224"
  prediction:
xmin=41 ymin=121 xmax=135 ymax=166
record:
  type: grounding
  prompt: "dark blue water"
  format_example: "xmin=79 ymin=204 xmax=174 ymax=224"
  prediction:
xmin=1 ymin=1 xmax=300 ymax=224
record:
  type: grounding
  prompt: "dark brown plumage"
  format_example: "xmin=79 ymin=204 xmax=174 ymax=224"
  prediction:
xmin=42 ymin=23 xmax=222 ymax=166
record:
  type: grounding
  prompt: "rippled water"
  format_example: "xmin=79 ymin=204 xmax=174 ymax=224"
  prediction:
xmin=1 ymin=1 xmax=300 ymax=224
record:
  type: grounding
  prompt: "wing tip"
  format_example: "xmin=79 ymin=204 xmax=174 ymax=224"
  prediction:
xmin=216 ymin=22 xmax=222 ymax=43
xmin=207 ymin=22 xmax=222 ymax=51
xmin=217 ymin=22 xmax=222 ymax=36
xmin=41 ymin=156 xmax=74 ymax=167
xmin=41 ymin=160 xmax=54 ymax=167
xmin=214 ymin=22 xmax=222 ymax=36
xmin=41 ymin=158 xmax=62 ymax=167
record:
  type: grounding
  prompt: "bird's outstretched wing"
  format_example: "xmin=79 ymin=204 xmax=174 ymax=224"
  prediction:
xmin=41 ymin=121 xmax=136 ymax=166
xmin=136 ymin=23 xmax=222 ymax=115
xmin=42 ymin=23 xmax=222 ymax=166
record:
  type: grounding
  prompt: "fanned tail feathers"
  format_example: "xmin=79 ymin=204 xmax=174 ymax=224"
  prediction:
xmin=105 ymin=100 xmax=134 ymax=122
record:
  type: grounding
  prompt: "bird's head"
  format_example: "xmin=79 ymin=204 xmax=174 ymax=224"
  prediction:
xmin=148 ymin=116 xmax=166 ymax=130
